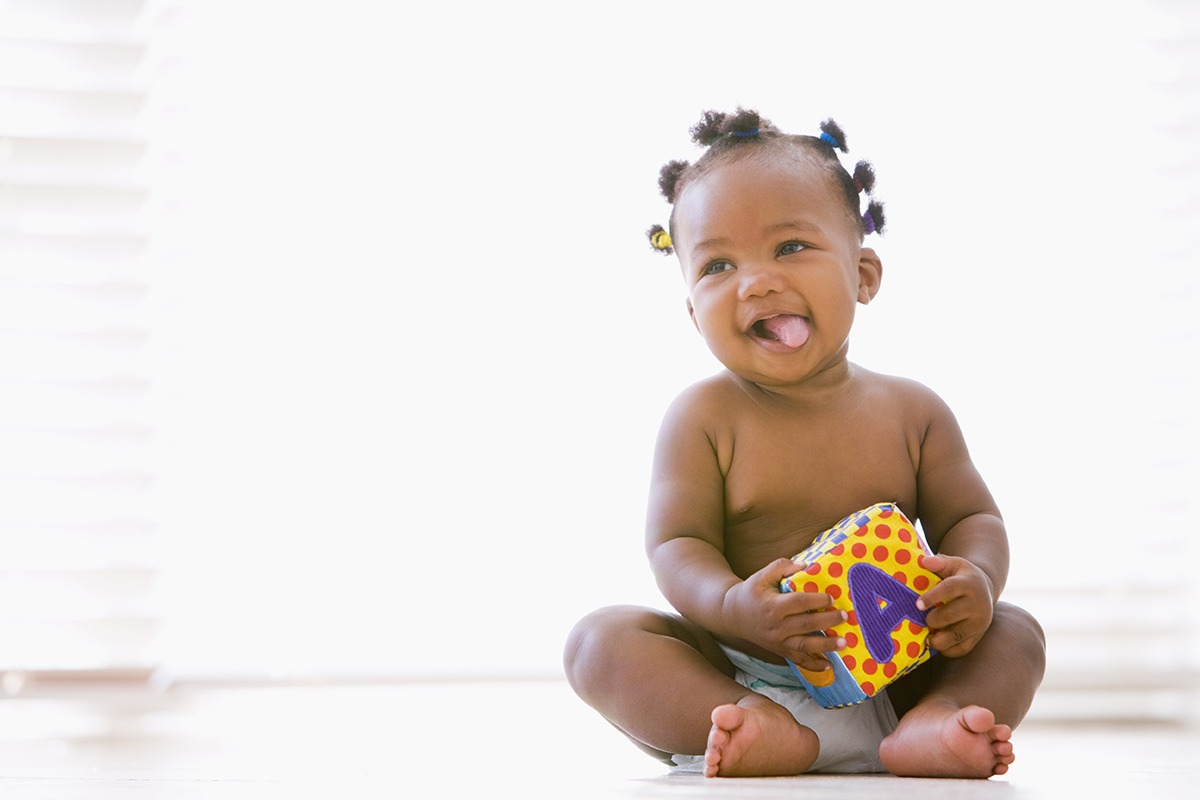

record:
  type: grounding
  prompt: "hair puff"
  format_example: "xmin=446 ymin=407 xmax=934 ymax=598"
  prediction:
xmin=863 ymin=199 xmax=887 ymax=235
xmin=852 ymin=160 xmax=877 ymax=194
xmin=658 ymin=159 xmax=689 ymax=203
xmin=689 ymin=107 xmax=766 ymax=147
xmin=722 ymin=107 xmax=763 ymax=137
xmin=818 ymin=118 xmax=849 ymax=153
xmin=689 ymin=111 xmax=729 ymax=146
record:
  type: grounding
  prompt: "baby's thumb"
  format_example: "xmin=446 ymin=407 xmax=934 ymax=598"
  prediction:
xmin=921 ymin=553 xmax=951 ymax=576
xmin=763 ymin=557 xmax=806 ymax=589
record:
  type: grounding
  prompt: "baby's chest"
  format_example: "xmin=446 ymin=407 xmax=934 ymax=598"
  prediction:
xmin=722 ymin=420 xmax=919 ymax=531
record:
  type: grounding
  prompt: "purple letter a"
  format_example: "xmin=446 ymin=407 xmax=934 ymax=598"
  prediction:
xmin=846 ymin=562 xmax=929 ymax=664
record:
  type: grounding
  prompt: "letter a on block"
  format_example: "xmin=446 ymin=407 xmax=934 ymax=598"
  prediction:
xmin=846 ymin=563 xmax=929 ymax=665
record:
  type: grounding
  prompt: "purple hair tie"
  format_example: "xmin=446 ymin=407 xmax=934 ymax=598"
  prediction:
xmin=731 ymin=128 xmax=760 ymax=138
xmin=862 ymin=210 xmax=877 ymax=235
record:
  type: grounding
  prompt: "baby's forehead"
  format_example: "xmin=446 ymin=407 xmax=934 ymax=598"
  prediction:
xmin=678 ymin=152 xmax=845 ymax=218
xmin=671 ymin=151 xmax=862 ymax=251
xmin=690 ymin=148 xmax=840 ymax=199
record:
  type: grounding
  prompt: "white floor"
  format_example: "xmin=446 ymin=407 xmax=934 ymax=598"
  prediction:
xmin=0 ymin=680 xmax=1196 ymax=798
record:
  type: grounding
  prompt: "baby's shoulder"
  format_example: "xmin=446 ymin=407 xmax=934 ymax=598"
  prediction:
xmin=857 ymin=368 xmax=954 ymax=419
xmin=665 ymin=372 xmax=742 ymax=419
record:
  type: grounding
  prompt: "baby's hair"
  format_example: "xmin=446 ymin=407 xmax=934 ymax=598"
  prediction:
xmin=852 ymin=161 xmax=876 ymax=194
xmin=863 ymin=200 xmax=886 ymax=235
xmin=647 ymin=108 xmax=886 ymax=254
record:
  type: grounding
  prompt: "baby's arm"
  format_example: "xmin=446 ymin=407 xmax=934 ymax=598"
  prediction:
xmin=645 ymin=388 xmax=845 ymax=672
xmin=912 ymin=388 xmax=1010 ymax=658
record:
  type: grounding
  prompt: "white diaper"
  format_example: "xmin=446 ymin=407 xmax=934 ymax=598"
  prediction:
xmin=671 ymin=644 xmax=899 ymax=774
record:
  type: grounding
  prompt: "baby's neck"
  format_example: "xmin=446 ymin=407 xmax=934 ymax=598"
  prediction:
xmin=737 ymin=360 xmax=861 ymax=407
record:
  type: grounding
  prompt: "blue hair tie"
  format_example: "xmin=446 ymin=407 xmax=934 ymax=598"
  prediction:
xmin=731 ymin=128 xmax=760 ymax=138
xmin=862 ymin=210 xmax=876 ymax=235
xmin=819 ymin=131 xmax=839 ymax=148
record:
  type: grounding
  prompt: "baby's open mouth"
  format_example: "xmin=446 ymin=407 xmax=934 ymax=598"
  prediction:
xmin=752 ymin=315 xmax=811 ymax=348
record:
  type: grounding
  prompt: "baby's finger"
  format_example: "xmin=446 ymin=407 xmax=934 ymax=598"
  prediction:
xmin=782 ymin=607 xmax=846 ymax=636
xmin=921 ymin=595 xmax=967 ymax=631
xmin=928 ymin=625 xmax=975 ymax=657
xmin=920 ymin=553 xmax=962 ymax=579
xmin=761 ymin=557 xmax=807 ymax=586
xmin=779 ymin=589 xmax=836 ymax=614
xmin=915 ymin=577 xmax=960 ymax=613
xmin=789 ymin=652 xmax=835 ymax=673
xmin=782 ymin=630 xmax=846 ymax=661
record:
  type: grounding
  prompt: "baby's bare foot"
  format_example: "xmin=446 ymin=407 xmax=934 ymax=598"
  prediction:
xmin=879 ymin=700 xmax=1014 ymax=778
xmin=703 ymin=694 xmax=818 ymax=778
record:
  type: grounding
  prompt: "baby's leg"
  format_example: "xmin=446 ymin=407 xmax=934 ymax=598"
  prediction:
xmin=879 ymin=602 xmax=1046 ymax=778
xmin=564 ymin=605 xmax=818 ymax=777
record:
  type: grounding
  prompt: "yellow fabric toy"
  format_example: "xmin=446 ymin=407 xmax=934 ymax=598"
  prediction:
xmin=779 ymin=502 xmax=941 ymax=708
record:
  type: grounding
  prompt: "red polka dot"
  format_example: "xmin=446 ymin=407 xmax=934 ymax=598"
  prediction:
xmin=831 ymin=544 xmax=845 ymax=556
xmin=895 ymin=549 xmax=911 ymax=565
xmin=913 ymin=575 xmax=930 ymax=591
xmin=806 ymin=563 xmax=822 ymax=575
xmin=847 ymin=610 xmax=858 ymax=626
xmin=917 ymin=555 xmax=927 ymax=569
xmin=873 ymin=545 xmax=890 ymax=562
xmin=898 ymin=529 xmax=912 ymax=543
xmin=908 ymin=621 xmax=924 ymax=635
xmin=862 ymin=659 xmax=878 ymax=675
xmin=907 ymin=641 xmax=921 ymax=658
xmin=826 ymin=585 xmax=842 ymax=599
xmin=883 ymin=662 xmax=897 ymax=678
xmin=855 ymin=525 xmax=869 ymax=537
xmin=874 ymin=524 xmax=891 ymax=539
xmin=804 ymin=581 xmax=819 ymax=594
xmin=828 ymin=562 xmax=843 ymax=578
xmin=823 ymin=628 xmax=838 ymax=637
xmin=851 ymin=543 xmax=867 ymax=559
xmin=893 ymin=571 xmax=908 ymax=584
xmin=843 ymin=655 xmax=856 ymax=670
xmin=892 ymin=639 xmax=901 ymax=655
xmin=860 ymin=681 xmax=876 ymax=696
xmin=879 ymin=507 xmax=893 ymax=518
xmin=845 ymin=631 xmax=859 ymax=648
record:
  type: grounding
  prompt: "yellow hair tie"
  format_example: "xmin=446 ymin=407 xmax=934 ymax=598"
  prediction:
xmin=647 ymin=224 xmax=673 ymax=254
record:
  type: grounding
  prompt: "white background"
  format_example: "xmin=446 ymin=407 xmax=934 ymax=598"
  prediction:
xmin=6 ymin=1 xmax=1196 ymax=684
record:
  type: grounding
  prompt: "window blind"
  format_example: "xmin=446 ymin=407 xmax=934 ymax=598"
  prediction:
xmin=0 ymin=0 xmax=161 ymax=689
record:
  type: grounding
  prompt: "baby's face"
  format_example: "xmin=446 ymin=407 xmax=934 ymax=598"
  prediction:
xmin=673 ymin=155 xmax=880 ymax=389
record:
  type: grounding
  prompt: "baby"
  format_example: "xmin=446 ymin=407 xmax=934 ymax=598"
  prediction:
xmin=564 ymin=109 xmax=1045 ymax=778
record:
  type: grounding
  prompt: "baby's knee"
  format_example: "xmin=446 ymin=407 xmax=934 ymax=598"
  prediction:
xmin=993 ymin=602 xmax=1047 ymax=666
xmin=563 ymin=605 xmax=660 ymax=681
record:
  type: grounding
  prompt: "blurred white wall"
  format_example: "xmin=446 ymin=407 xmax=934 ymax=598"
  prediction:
xmin=4 ymin=1 xmax=1198 ymax=706
xmin=147 ymin=0 xmax=1200 ymax=684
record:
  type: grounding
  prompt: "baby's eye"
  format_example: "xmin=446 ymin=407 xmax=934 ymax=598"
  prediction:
xmin=778 ymin=241 xmax=808 ymax=256
xmin=702 ymin=260 xmax=734 ymax=276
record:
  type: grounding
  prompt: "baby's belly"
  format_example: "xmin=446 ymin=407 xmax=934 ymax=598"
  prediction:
xmin=724 ymin=493 xmax=914 ymax=578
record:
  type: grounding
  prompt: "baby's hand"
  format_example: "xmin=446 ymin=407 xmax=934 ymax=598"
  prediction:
xmin=721 ymin=558 xmax=847 ymax=672
xmin=916 ymin=554 xmax=995 ymax=658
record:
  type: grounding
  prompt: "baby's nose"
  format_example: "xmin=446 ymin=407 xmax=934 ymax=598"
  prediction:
xmin=737 ymin=263 xmax=786 ymax=299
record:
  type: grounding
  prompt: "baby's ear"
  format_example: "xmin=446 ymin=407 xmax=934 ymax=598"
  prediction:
xmin=857 ymin=248 xmax=883 ymax=304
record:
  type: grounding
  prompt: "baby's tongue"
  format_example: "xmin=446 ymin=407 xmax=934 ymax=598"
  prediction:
xmin=760 ymin=315 xmax=810 ymax=348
